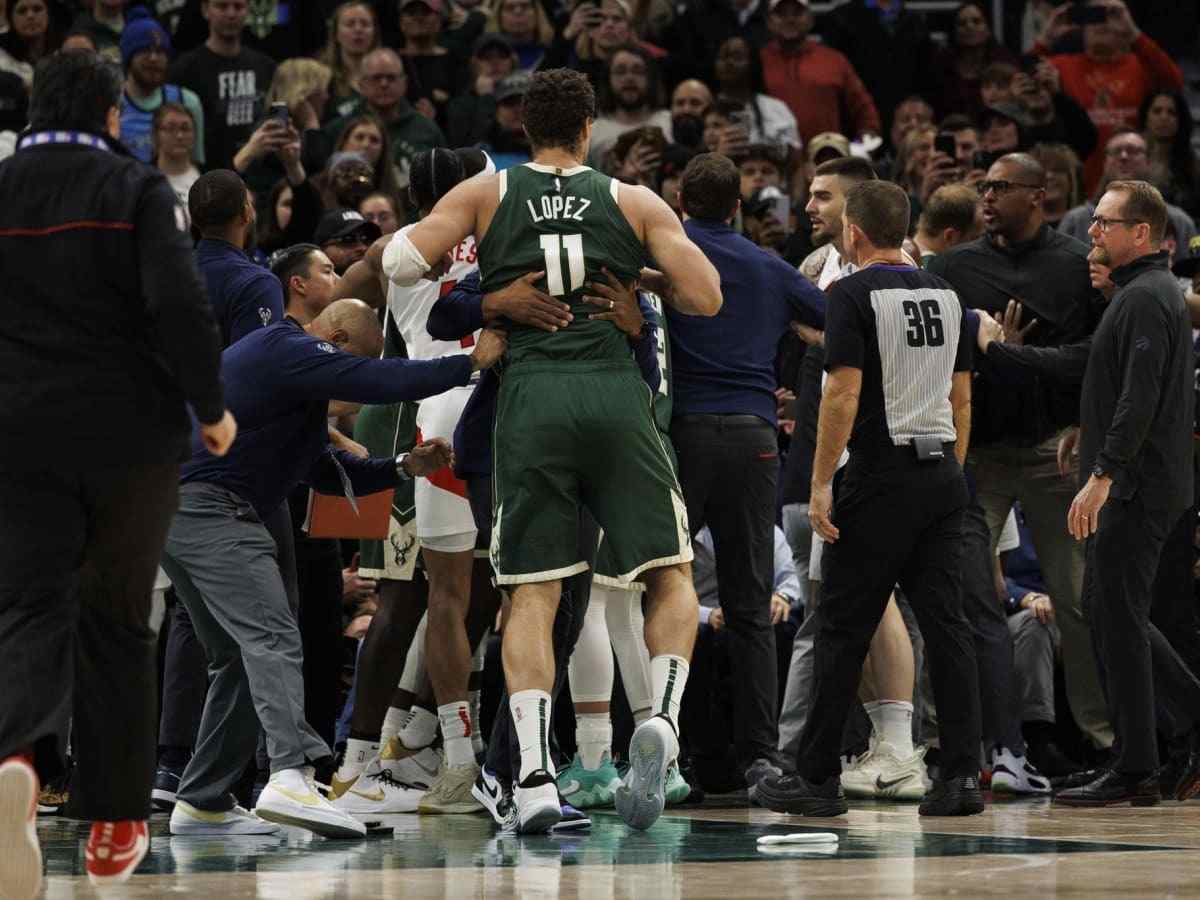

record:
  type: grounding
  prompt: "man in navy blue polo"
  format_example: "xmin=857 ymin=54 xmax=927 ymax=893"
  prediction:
xmin=660 ymin=152 xmax=826 ymax=797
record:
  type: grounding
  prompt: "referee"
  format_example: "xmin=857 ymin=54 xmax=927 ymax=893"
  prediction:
xmin=757 ymin=181 xmax=984 ymax=818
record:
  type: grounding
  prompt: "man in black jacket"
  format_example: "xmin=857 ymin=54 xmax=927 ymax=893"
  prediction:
xmin=0 ymin=50 xmax=232 ymax=896
xmin=1055 ymin=181 xmax=1200 ymax=806
xmin=927 ymin=152 xmax=1114 ymax=757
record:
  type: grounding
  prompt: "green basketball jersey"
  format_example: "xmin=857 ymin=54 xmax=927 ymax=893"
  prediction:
xmin=642 ymin=290 xmax=672 ymax=435
xmin=477 ymin=163 xmax=647 ymax=366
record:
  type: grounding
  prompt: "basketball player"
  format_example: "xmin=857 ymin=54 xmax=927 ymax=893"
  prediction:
xmin=338 ymin=68 xmax=721 ymax=832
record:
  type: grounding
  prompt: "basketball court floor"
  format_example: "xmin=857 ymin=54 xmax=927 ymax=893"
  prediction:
xmin=32 ymin=794 xmax=1200 ymax=897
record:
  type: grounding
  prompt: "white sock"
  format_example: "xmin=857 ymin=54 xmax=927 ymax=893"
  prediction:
xmin=868 ymin=700 xmax=914 ymax=756
xmin=650 ymin=655 xmax=689 ymax=735
xmin=400 ymin=706 xmax=438 ymax=750
xmin=381 ymin=706 xmax=410 ymax=745
xmin=510 ymin=689 xmax=555 ymax=781
xmin=633 ymin=707 xmax=652 ymax=726
xmin=438 ymin=701 xmax=475 ymax=768
xmin=335 ymin=738 xmax=378 ymax=783
xmin=575 ymin=712 xmax=611 ymax=770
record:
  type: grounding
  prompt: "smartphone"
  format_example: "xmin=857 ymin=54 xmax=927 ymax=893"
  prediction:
xmin=934 ymin=132 xmax=957 ymax=160
xmin=268 ymin=102 xmax=289 ymax=127
xmin=762 ymin=185 xmax=791 ymax=229
xmin=1067 ymin=4 xmax=1107 ymax=26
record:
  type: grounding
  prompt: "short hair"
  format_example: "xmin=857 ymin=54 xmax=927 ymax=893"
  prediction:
xmin=939 ymin=113 xmax=977 ymax=134
xmin=1106 ymin=127 xmax=1146 ymax=149
xmin=150 ymin=101 xmax=195 ymax=159
xmin=408 ymin=147 xmax=464 ymax=211
xmin=28 ymin=50 xmax=122 ymax=134
xmin=813 ymin=156 xmax=877 ymax=184
xmin=981 ymin=61 xmax=1017 ymax=88
xmin=270 ymin=243 xmax=322 ymax=295
xmin=523 ymin=68 xmax=595 ymax=153
xmin=679 ymin=153 xmax=740 ymax=221
xmin=844 ymin=180 xmax=911 ymax=249
xmin=995 ymin=152 xmax=1047 ymax=188
xmin=1030 ymin=142 xmax=1082 ymax=207
xmin=918 ymin=184 xmax=978 ymax=236
xmin=189 ymin=169 xmax=249 ymax=233
xmin=1105 ymin=179 xmax=1168 ymax=243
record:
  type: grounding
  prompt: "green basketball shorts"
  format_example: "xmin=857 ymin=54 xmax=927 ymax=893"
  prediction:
xmin=354 ymin=399 xmax=420 ymax=581
xmin=491 ymin=362 xmax=691 ymax=586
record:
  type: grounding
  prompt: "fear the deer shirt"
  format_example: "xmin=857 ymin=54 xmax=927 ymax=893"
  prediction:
xmin=169 ymin=44 xmax=277 ymax=170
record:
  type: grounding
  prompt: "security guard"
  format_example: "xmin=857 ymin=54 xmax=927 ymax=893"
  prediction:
xmin=757 ymin=180 xmax=985 ymax=818
xmin=0 ymin=50 xmax=230 ymax=894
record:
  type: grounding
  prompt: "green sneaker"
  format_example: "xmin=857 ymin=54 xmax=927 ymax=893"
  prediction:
xmin=665 ymin=763 xmax=691 ymax=805
xmin=557 ymin=753 xmax=621 ymax=809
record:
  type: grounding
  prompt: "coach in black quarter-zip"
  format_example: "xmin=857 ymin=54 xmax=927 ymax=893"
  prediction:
xmin=1055 ymin=180 xmax=1200 ymax=808
xmin=756 ymin=180 xmax=985 ymax=819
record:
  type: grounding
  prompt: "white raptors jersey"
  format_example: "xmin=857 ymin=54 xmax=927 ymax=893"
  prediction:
xmin=386 ymin=225 xmax=482 ymax=361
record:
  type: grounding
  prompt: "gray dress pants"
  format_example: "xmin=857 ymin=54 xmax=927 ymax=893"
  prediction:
xmin=160 ymin=483 xmax=329 ymax=812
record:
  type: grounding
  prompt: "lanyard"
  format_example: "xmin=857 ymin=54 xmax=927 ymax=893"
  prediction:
xmin=18 ymin=131 xmax=114 ymax=153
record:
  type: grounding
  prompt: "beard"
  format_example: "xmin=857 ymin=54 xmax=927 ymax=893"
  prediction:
xmin=615 ymin=89 xmax=647 ymax=113
xmin=1089 ymin=245 xmax=1111 ymax=267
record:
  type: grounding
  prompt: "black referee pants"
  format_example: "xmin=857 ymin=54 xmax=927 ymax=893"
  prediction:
xmin=0 ymin=464 xmax=178 ymax=820
xmin=795 ymin=450 xmax=982 ymax=784
xmin=672 ymin=414 xmax=780 ymax=767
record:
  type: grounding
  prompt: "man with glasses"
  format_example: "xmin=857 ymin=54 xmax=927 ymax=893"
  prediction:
xmin=927 ymin=153 xmax=1115 ymax=766
xmin=315 ymin=207 xmax=382 ymax=276
xmin=1054 ymin=180 xmax=1200 ymax=805
xmin=1059 ymin=130 xmax=1196 ymax=251
xmin=323 ymin=48 xmax=446 ymax=175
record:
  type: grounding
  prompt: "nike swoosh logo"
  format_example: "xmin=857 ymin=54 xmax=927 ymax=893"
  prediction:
xmin=875 ymin=775 xmax=911 ymax=791
xmin=270 ymin=786 xmax=323 ymax=808
xmin=350 ymin=788 xmax=386 ymax=802
xmin=560 ymin=780 xmax=581 ymax=796
xmin=482 ymin=779 xmax=500 ymax=800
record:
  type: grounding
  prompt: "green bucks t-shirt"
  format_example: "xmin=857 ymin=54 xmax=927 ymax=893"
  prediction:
xmin=477 ymin=163 xmax=646 ymax=366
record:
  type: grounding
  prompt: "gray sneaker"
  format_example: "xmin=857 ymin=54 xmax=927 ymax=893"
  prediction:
xmin=615 ymin=716 xmax=677 ymax=831
xmin=745 ymin=757 xmax=783 ymax=806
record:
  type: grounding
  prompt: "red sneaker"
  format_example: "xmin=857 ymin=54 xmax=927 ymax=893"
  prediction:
xmin=0 ymin=756 xmax=43 ymax=900
xmin=85 ymin=820 xmax=149 ymax=886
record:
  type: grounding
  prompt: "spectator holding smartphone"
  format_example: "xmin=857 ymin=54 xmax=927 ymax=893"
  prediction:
xmin=1011 ymin=53 xmax=1098 ymax=163
xmin=931 ymin=1 xmax=1016 ymax=121
xmin=587 ymin=44 xmax=671 ymax=168
xmin=1032 ymin=0 xmax=1183 ymax=195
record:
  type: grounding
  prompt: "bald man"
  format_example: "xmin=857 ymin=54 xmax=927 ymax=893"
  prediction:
xmin=671 ymin=79 xmax=714 ymax=148
xmin=160 ymin=299 xmax=505 ymax=840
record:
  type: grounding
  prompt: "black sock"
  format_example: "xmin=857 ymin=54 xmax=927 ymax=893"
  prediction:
xmin=158 ymin=746 xmax=190 ymax=771
xmin=348 ymin=729 xmax=382 ymax=743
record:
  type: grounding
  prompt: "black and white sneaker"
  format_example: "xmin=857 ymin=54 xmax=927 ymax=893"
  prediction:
xmin=152 ymin=767 xmax=182 ymax=811
xmin=514 ymin=770 xmax=561 ymax=835
xmin=471 ymin=766 xmax=512 ymax=827
xmin=552 ymin=797 xmax=591 ymax=832
xmin=990 ymin=746 xmax=1050 ymax=795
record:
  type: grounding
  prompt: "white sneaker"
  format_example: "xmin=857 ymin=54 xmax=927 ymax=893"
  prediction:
xmin=377 ymin=737 xmax=441 ymax=791
xmin=513 ymin=770 xmax=561 ymax=835
xmin=169 ymin=800 xmax=280 ymax=835
xmin=332 ymin=769 xmax=424 ymax=814
xmin=0 ymin=758 xmax=42 ymax=900
xmin=867 ymin=743 xmax=930 ymax=801
xmin=254 ymin=768 xmax=366 ymax=839
xmin=990 ymin=746 xmax=1051 ymax=795
xmin=471 ymin=766 xmax=512 ymax=827
xmin=615 ymin=715 xmax=678 ymax=831
xmin=418 ymin=760 xmax=483 ymax=815
xmin=839 ymin=738 xmax=879 ymax=798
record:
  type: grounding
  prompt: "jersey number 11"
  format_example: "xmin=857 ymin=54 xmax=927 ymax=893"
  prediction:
xmin=540 ymin=233 xmax=585 ymax=296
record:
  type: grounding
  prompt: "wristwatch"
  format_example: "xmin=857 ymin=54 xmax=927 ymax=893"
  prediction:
xmin=395 ymin=453 xmax=413 ymax=481
xmin=1092 ymin=462 xmax=1110 ymax=480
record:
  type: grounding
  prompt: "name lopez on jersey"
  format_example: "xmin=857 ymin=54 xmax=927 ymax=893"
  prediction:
xmin=527 ymin=194 xmax=591 ymax=223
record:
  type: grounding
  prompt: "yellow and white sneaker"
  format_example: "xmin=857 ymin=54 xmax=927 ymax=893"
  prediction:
xmin=254 ymin=767 xmax=366 ymax=839
xmin=332 ymin=769 xmax=424 ymax=814
xmin=328 ymin=772 xmax=360 ymax=801
xmin=378 ymin=737 xmax=440 ymax=790
xmin=169 ymin=800 xmax=280 ymax=835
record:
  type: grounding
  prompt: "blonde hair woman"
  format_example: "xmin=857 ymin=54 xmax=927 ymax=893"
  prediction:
xmin=1030 ymin=142 xmax=1082 ymax=228
xmin=266 ymin=58 xmax=333 ymax=132
xmin=484 ymin=0 xmax=554 ymax=70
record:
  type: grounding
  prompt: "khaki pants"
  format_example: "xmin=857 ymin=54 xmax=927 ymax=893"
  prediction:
xmin=970 ymin=433 xmax=1114 ymax=749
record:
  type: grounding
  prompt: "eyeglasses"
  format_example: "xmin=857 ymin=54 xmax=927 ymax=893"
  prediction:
xmin=1106 ymin=145 xmax=1146 ymax=158
xmin=329 ymin=233 xmax=369 ymax=246
xmin=1089 ymin=215 xmax=1142 ymax=232
xmin=975 ymin=180 xmax=1044 ymax=196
